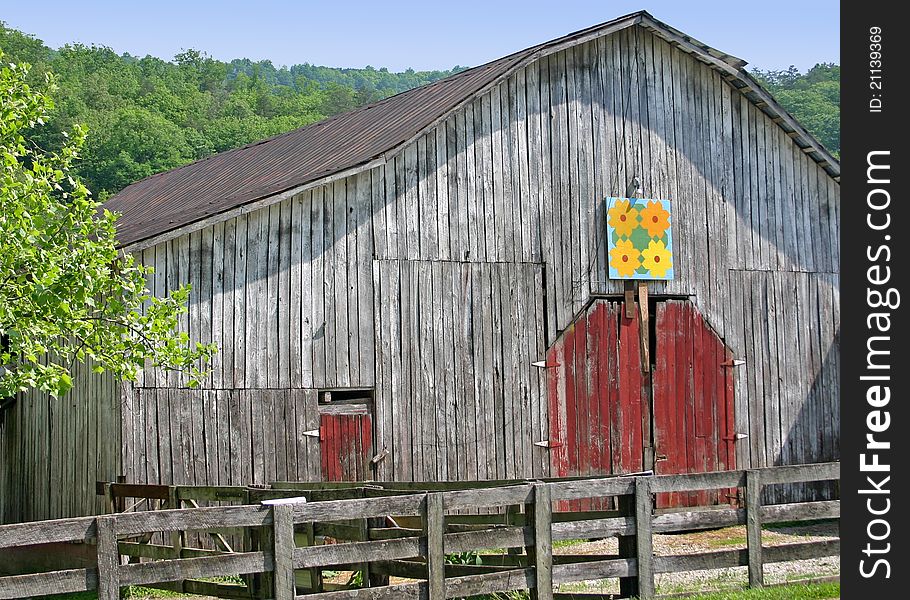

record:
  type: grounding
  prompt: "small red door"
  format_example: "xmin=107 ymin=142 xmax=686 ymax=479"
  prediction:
xmin=319 ymin=403 xmax=373 ymax=482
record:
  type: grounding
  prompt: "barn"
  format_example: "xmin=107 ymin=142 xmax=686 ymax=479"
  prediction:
xmin=0 ymin=10 xmax=840 ymax=523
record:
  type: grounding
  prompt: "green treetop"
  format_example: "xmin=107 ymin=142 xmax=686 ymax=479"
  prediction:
xmin=0 ymin=55 xmax=214 ymax=398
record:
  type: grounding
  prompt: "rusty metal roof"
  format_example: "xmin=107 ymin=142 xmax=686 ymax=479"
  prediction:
xmin=105 ymin=11 xmax=839 ymax=249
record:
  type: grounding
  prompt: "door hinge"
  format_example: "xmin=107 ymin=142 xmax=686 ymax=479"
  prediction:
xmin=371 ymin=448 xmax=390 ymax=465
xmin=534 ymin=440 xmax=563 ymax=448
xmin=721 ymin=358 xmax=746 ymax=367
xmin=302 ymin=429 xmax=320 ymax=438
xmin=531 ymin=360 xmax=560 ymax=368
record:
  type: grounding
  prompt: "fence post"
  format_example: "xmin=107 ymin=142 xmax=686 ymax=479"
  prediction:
xmin=115 ymin=475 xmax=126 ymax=513
xmin=272 ymin=503 xmax=296 ymax=600
xmin=255 ymin=522 xmax=274 ymax=598
xmin=358 ymin=514 xmax=373 ymax=588
xmin=241 ymin=488 xmax=259 ymax=597
xmin=528 ymin=483 xmax=553 ymax=600
xmin=506 ymin=504 xmax=522 ymax=557
xmin=167 ymin=486 xmax=182 ymax=558
xmin=367 ymin=516 xmax=390 ymax=587
xmin=96 ymin=515 xmax=119 ymax=600
xmin=746 ymin=469 xmax=764 ymax=587
xmin=617 ymin=487 xmax=637 ymax=597
xmin=101 ymin=482 xmax=114 ymax=514
xmin=635 ymin=477 xmax=655 ymax=599
xmin=425 ymin=492 xmax=445 ymax=600
xmin=305 ymin=522 xmax=324 ymax=592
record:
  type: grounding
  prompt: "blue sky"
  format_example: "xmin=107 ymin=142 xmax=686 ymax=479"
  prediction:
xmin=2 ymin=1 xmax=839 ymax=73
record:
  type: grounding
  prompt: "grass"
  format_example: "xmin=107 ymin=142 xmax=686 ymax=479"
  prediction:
xmin=123 ymin=588 xmax=186 ymax=598
xmin=653 ymin=581 xmax=839 ymax=599
xmin=552 ymin=538 xmax=586 ymax=549
xmin=26 ymin=580 xmax=839 ymax=600
xmin=655 ymin=570 xmax=744 ymax=596
xmin=702 ymin=533 xmax=748 ymax=548
xmin=667 ymin=520 xmax=836 ymax=550
xmin=36 ymin=587 xmax=190 ymax=600
xmin=37 ymin=579 xmax=258 ymax=600
xmin=560 ymin=563 xmax=838 ymax=598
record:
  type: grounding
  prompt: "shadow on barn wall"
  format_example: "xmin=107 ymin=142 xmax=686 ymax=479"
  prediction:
xmin=129 ymin=23 xmax=839 ymax=493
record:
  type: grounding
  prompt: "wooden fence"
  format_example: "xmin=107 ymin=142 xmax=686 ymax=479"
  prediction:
xmin=0 ymin=462 xmax=839 ymax=600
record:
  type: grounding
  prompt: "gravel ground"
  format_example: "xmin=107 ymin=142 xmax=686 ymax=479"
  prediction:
xmin=554 ymin=520 xmax=840 ymax=595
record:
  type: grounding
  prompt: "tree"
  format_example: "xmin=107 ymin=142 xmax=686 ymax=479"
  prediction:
xmin=2 ymin=21 xmax=465 ymax=199
xmin=0 ymin=21 xmax=50 ymax=70
xmin=319 ymin=82 xmax=357 ymax=115
xmin=80 ymin=106 xmax=195 ymax=195
xmin=752 ymin=63 xmax=840 ymax=158
xmin=0 ymin=56 xmax=214 ymax=398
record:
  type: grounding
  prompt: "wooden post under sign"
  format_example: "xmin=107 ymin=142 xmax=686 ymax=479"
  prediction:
xmin=639 ymin=281 xmax=650 ymax=373
xmin=624 ymin=281 xmax=635 ymax=319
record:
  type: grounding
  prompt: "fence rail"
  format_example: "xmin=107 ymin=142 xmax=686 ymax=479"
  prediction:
xmin=0 ymin=462 xmax=839 ymax=600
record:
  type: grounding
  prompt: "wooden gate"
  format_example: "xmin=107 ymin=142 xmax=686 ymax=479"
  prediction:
xmin=319 ymin=401 xmax=374 ymax=482
xmin=547 ymin=299 xmax=735 ymax=508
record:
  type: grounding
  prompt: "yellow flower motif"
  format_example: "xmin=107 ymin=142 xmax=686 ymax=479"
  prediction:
xmin=607 ymin=199 xmax=639 ymax=237
xmin=609 ymin=239 xmax=641 ymax=277
xmin=639 ymin=200 xmax=671 ymax=238
xmin=641 ymin=239 xmax=673 ymax=278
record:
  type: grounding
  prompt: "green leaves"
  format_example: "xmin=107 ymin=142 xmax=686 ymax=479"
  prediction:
xmin=0 ymin=53 xmax=215 ymax=398
xmin=2 ymin=20 xmax=465 ymax=199
xmin=751 ymin=63 xmax=840 ymax=158
xmin=56 ymin=372 xmax=72 ymax=397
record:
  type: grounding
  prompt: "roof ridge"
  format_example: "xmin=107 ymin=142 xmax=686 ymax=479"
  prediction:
xmin=107 ymin=10 xmax=838 ymax=250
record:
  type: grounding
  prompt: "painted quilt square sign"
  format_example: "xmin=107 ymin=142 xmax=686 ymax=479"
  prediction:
xmin=606 ymin=197 xmax=674 ymax=280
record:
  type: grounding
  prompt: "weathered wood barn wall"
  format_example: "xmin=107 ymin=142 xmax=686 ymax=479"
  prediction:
xmin=0 ymin=362 xmax=120 ymax=522
xmin=0 ymin=11 xmax=839 ymax=522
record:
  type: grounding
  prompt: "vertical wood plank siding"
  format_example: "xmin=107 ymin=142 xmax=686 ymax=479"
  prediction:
xmin=116 ymin=389 xmax=322 ymax=488
xmin=0 ymin=364 xmax=120 ymax=523
xmin=373 ymin=260 xmax=547 ymax=482
xmin=1 ymin=26 xmax=839 ymax=521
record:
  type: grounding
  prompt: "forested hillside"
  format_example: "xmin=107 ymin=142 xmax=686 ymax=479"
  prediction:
xmin=752 ymin=63 xmax=840 ymax=159
xmin=0 ymin=23 xmax=463 ymax=198
xmin=1 ymin=21 xmax=839 ymax=199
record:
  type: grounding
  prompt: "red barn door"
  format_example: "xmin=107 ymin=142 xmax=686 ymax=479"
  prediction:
xmin=319 ymin=401 xmax=373 ymax=482
xmin=547 ymin=299 xmax=735 ymax=508
xmin=652 ymin=300 xmax=736 ymax=507
xmin=547 ymin=301 xmax=647 ymax=483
